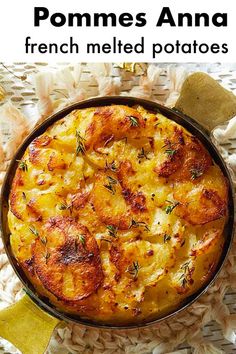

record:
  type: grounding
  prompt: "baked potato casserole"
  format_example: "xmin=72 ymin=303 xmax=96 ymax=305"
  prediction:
xmin=8 ymin=105 xmax=228 ymax=324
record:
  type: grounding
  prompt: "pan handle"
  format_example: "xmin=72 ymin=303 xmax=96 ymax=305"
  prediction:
xmin=0 ymin=294 xmax=61 ymax=354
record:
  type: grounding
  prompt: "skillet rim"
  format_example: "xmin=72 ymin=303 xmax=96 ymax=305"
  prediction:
xmin=0 ymin=96 xmax=234 ymax=329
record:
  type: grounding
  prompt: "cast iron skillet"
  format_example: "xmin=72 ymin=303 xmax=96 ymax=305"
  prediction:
xmin=0 ymin=96 xmax=235 ymax=329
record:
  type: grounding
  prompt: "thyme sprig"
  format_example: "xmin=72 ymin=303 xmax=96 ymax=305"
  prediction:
xmin=165 ymin=148 xmax=177 ymax=157
xmin=138 ymin=147 xmax=150 ymax=161
xmin=163 ymin=233 xmax=171 ymax=243
xmin=181 ymin=260 xmax=191 ymax=273
xmin=164 ymin=200 xmax=180 ymax=214
xmin=79 ymin=235 xmax=86 ymax=246
xmin=190 ymin=168 xmax=203 ymax=180
xmin=180 ymin=276 xmax=188 ymax=287
xmin=127 ymin=261 xmax=141 ymax=280
xmin=179 ymin=261 xmax=191 ymax=287
xmin=76 ymin=130 xmax=86 ymax=155
xmin=105 ymin=160 xmax=117 ymax=172
xmin=29 ymin=226 xmax=39 ymax=237
xmin=129 ymin=219 xmax=150 ymax=231
xmin=45 ymin=251 xmax=50 ymax=264
xmin=129 ymin=116 xmax=139 ymax=127
xmin=75 ymin=235 xmax=86 ymax=250
xmin=58 ymin=202 xmax=73 ymax=210
xmin=162 ymin=141 xmax=177 ymax=157
xmin=17 ymin=160 xmax=28 ymax=172
xmin=40 ymin=236 xmax=47 ymax=245
xmin=106 ymin=225 xmax=118 ymax=238
xmin=103 ymin=176 xmax=117 ymax=195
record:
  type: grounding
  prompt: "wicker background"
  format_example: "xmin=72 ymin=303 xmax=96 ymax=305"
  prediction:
xmin=0 ymin=62 xmax=236 ymax=354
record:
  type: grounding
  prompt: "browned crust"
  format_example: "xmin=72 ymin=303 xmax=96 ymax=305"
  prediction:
xmin=190 ymin=229 xmax=221 ymax=257
xmin=33 ymin=217 xmax=104 ymax=302
xmin=71 ymin=191 xmax=90 ymax=210
xmin=47 ymin=153 xmax=67 ymax=172
xmin=155 ymin=128 xmax=185 ymax=178
xmin=85 ymin=105 xmax=146 ymax=151
xmin=32 ymin=135 xmax=52 ymax=148
xmin=12 ymin=169 xmax=24 ymax=188
xmin=29 ymin=136 xmax=52 ymax=165
xmin=9 ymin=191 xmax=23 ymax=220
xmin=9 ymin=166 xmax=26 ymax=220
xmin=129 ymin=191 xmax=147 ymax=213
xmin=117 ymin=160 xmax=135 ymax=178
xmin=22 ymin=257 xmax=35 ymax=276
xmin=175 ymin=186 xmax=228 ymax=225
xmin=109 ymin=243 xmax=136 ymax=282
xmin=118 ymin=161 xmax=147 ymax=214
xmin=155 ymin=129 xmax=212 ymax=181
xmin=175 ymin=265 xmax=195 ymax=295
xmin=109 ymin=244 xmax=124 ymax=279
xmin=26 ymin=198 xmax=43 ymax=222
xmin=91 ymin=171 xmax=131 ymax=230
xmin=174 ymin=137 xmax=212 ymax=181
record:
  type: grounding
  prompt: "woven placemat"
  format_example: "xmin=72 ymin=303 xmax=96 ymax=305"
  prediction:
xmin=0 ymin=62 xmax=236 ymax=354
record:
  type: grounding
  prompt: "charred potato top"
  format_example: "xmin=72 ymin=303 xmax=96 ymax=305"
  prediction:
xmin=8 ymin=105 xmax=228 ymax=325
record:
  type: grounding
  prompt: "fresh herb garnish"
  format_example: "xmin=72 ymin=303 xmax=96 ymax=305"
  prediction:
xmin=75 ymin=130 xmax=86 ymax=155
xmin=40 ymin=236 xmax=47 ymax=245
xmin=181 ymin=261 xmax=191 ymax=273
xmin=179 ymin=261 xmax=191 ymax=287
xmin=17 ymin=160 xmax=28 ymax=172
xmin=58 ymin=202 xmax=73 ymax=212
xmin=79 ymin=235 xmax=86 ymax=246
xmin=29 ymin=226 xmax=39 ymax=237
xmin=181 ymin=276 xmax=188 ymax=287
xmin=164 ymin=234 xmax=171 ymax=243
xmin=190 ymin=168 xmax=203 ymax=180
xmin=180 ymin=239 xmax=186 ymax=247
xmin=138 ymin=147 xmax=149 ymax=160
xmin=103 ymin=176 xmax=117 ymax=195
xmin=45 ymin=251 xmax=50 ymax=264
xmin=129 ymin=116 xmax=139 ymax=127
xmin=129 ymin=219 xmax=150 ymax=231
xmin=105 ymin=160 xmax=117 ymax=172
xmin=164 ymin=200 xmax=179 ymax=214
xmin=162 ymin=140 xmax=177 ymax=157
xmin=165 ymin=148 xmax=176 ymax=157
xmin=106 ymin=225 xmax=118 ymax=238
xmin=127 ymin=261 xmax=141 ymax=280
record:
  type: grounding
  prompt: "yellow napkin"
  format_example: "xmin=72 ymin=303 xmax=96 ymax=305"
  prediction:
xmin=0 ymin=295 xmax=61 ymax=354
xmin=175 ymin=72 xmax=236 ymax=131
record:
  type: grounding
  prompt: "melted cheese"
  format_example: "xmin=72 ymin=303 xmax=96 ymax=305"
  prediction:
xmin=8 ymin=105 xmax=228 ymax=325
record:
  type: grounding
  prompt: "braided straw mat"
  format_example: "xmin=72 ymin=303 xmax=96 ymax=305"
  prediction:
xmin=0 ymin=62 xmax=236 ymax=354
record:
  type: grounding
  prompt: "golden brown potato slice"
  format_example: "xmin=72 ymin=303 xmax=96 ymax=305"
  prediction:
xmin=91 ymin=171 xmax=131 ymax=229
xmin=190 ymin=229 xmax=221 ymax=257
xmin=110 ymin=239 xmax=173 ymax=288
xmin=33 ymin=217 xmax=104 ymax=302
xmin=117 ymin=160 xmax=147 ymax=214
xmin=85 ymin=105 xmax=146 ymax=151
xmin=174 ymin=166 xmax=228 ymax=225
xmin=155 ymin=127 xmax=212 ymax=181
xmin=28 ymin=136 xmax=52 ymax=165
